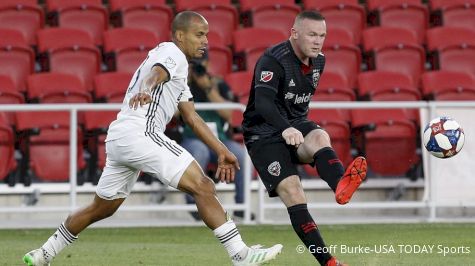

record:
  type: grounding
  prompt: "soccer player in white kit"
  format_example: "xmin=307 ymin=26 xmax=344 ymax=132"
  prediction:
xmin=23 ymin=11 xmax=282 ymax=266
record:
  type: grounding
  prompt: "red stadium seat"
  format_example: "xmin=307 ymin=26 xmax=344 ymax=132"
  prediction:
xmin=0 ymin=112 xmax=16 ymax=185
xmin=83 ymin=110 xmax=117 ymax=182
xmin=303 ymin=0 xmax=366 ymax=45
xmin=422 ymin=71 xmax=475 ymax=100
xmin=307 ymin=109 xmax=352 ymax=166
xmin=15 ymin=111 xmax=86 ymax=183
xmin=27 ymin=73 xmax=91 ymax=103
xmin=233 ymin=28 xmax=287 ymax=71
xmin=207 ymin=44 xmax=233 ymax=78
xmin=0 ymin=28 xmax=35 ymax=92
xmin=109 ymin=0 xmax=173 ymax=43
xmin=427 ymin=27 xmax=475 ymax=78
xmin=363 ymin=27 xmax=425 ymax=85
xmin=430 ymin=0 xmax=475 ymax=29
xmin=46 ymin=0 xmax=108 ymax=45
xmin=358 ymin=71 xmax=420 ymax=101
xmin=367 ymin=0 xmax=429 ymax=44
xmin=351 ymin=109 xmax=418 ymax=176
xmin=207 ymin=30 xmax=225 ymax=46
xmin=175 ymin=0 xmax=238 ymax=46
xmin=37 ymin=28 xmax=101 ymax=91
xmin=322 ymin=44 xmax=361 ymax=89
xmin=94 ymin=72 xmax=132 ymax=103
xmin=323 ymin=27 xmax=356 ymax=47
xmin=240 ymin=0 xmax=301 ymax=37
xmin=314 ymin=71 xmax=355 ymax=101
xmin=0 ymin=0 xmax=44 ymax=45
xmin=224 ymin=71 xmax=254 ymax=104
xmin=358 ymin=71 xmax=421 ymax=122
xmin=103 ymin=28 xmax=159 ymax=73
xmin=0 ymin=75 xmax=24 ymax=104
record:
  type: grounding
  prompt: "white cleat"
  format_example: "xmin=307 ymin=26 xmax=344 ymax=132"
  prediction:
xmin=232 ymin=244 xmax=283 ymax=266
xmin=23 ymin=248 xmax=50 ymax=266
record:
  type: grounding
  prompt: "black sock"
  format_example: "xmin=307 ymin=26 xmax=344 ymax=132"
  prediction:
xmin=288 ymin=204 xmax=332 ymax=266
xmin=313 ymin=147 xmax=344 ymax=192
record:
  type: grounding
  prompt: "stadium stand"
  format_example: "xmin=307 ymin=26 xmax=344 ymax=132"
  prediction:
xmin=0 ymin=28 xmax=35 ymax=93
xmin=233 ymin=27 xmax=288 ymax=71
xmin=103 ymin=28 xmax=159 ymax=73
xmin=363 ymin=26 xmax=426 ymax=86
xmin=93 ymin=72 xmax=131 ymax=103
xmin=430 ymin=0 xmax=475 ymax=29
xmin=239 ymin=0 xmax=301 ymax=38
xmin=0 ymin=0 xmax=44 ymax=46
xmin=367 ymin=0 xmax=429 ymax=44
xmin=175 ymin=0 xmax=238 ymax=46
xmin=422 ymin=70 xmax=475 ymax=100
xmin=109 ymin=0 xmax=173 ymax=43
xmin=0 ymin=75 xmax=24 ymax=105
xmin=224 ymin=71 xmax=253 ymax=104
xmin=45 ymin=0 xmax=108 ymax=46
xmin=303 ymin=0 xmax=366 ymax=45
xmin=37 ymin=28 xmax=101 ymax=91
xmin=426 ymin=26 xmax=475 ymax=78
xmin=0 ymin=112 xmax=16 ymax=186
xmin=27 ymin=73 xmax=91 ymax=104
xmin=15 ymin=111 xmax=86 ymax=185
xmin=351 ymin=108 xmax=419 ymax=176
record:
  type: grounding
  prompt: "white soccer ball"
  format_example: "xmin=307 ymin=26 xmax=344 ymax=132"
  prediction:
xmin=423 ymin=116 xmax=465 ymax=158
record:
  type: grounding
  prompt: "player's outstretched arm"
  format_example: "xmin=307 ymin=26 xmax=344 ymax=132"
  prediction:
xmin=178 ymin=101 xmax=240 ymax=183
xmin=129 ymin=65 xmax=169 ymax=109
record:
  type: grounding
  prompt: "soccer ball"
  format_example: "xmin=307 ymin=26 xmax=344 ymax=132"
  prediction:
xmin=423 ymin=116 xmax=465 ymax=158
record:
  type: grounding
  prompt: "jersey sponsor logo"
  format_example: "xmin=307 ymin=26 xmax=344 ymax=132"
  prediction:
xmin=284 ymin=92 xmax=295 ymax=99
xmin=288 ymin=79 xmax=295 ymax=87
xmin=260 ymin=71 xmax=273 ymax=82
xmin=165 ymin=57 xmax=176 ymax=69
xmin=267 ymin=161 xmax=281 ymax=176
xmin=284 ymin=92 xmax=312 ymax=103
xmin=312 ymin=69 xmax=320 ymax=87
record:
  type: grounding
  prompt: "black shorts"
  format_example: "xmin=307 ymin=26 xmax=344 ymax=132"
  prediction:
xmin=246 ymin=120 xmax=321 ymax=197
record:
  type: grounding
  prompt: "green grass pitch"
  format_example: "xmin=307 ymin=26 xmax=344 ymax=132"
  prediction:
xmin=2 ymin=223 xmax=474 ymax=265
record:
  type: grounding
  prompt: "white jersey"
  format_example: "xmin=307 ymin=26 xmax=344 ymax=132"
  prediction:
xmin=106 ymin=42 xmax=193 ymax=141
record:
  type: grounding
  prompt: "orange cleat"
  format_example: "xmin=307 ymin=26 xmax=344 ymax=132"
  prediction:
xmin=326 ymin=256 xmax=348 ymax=266
xmin=335 ymin=156 xmax=367 ymax=205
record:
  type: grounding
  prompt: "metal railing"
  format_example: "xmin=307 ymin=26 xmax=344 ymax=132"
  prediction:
xmin=1 ymin=101 xmax=474 ymax=224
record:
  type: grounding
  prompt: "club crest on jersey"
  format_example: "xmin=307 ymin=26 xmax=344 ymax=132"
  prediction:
xmin=260 ymin=71 xmax=273 ymax=82
xmin=267 ymin=161 xmax=281 ymax=176
xmin=312 ymin=70 xmax=320 ymax=87
xmin=165 ymin=57 xmax=176 ymax=69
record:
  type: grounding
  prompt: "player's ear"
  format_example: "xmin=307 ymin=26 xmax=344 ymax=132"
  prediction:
xmin=291 ymin=28 xmax=298 ymax=39
xmin=176 ymin=30 xmax=185 ymax=42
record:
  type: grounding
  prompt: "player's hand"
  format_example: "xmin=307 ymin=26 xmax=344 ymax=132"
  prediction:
xmin=129 ymin=91 xmax=152 ymax=110
xmin=282 ymin=127 xmax=304 ymax=147
xmin=215 ymin=150 xmax=240 ymax=183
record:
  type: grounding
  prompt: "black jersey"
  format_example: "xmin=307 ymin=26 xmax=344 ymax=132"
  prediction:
xmin=242 ymin=40 xmax=325 ymax=144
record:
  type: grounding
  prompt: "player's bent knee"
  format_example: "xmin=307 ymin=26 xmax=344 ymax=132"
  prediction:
xmin=190 ymin=176 xmax=216 ymax=197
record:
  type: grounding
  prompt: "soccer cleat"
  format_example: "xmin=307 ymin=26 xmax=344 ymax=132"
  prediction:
xmin=232 ymin=244 xmax=283 ymax=266
xmin=335 ymin=156 xmax=367 ymax=205
xmin=326 ymin=256 xmax=348 ymax=266
xmin=23 ymin=248 xmax=50 ymax=266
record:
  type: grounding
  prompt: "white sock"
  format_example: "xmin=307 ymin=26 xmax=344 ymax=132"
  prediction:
xmin=213 ymin=220 xmax=247 ymax=258
xmin=41 ymin=223 xmax=78 ymax=262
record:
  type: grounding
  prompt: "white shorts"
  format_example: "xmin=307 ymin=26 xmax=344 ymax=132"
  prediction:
xmin=96 ymin=132 xmax=194 ymax=200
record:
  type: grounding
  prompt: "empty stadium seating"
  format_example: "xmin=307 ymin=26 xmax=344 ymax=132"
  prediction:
xmin=0 ymin=112 xmax=16 ymax=185
xmin=430 ymin=0 xmax=475 ymax=29
xmin=93 ymin=72 xmax=132 ymax=103
xmin=351 ymin=109 xmax=419 ymax=176
xmin=109 ymin=0 xmax=173 ymax=43
xmin=0 ymin=0 xmax=44 ymax=45
xmin=37 ymin=28 xmax=101 ymax=91
xmin=303 ymin=0 xmax=366 ymax=45
xmin=224 ymin=71 xmax=253 ymax=104
xmin=27 ymin=73 xmax=91 ymax=103
xmin=103 ymin=28 xmax=159 ymax=73
xmin=0 ymin=28 xmax=35 ymax=92
xmin=46 ymin=0 xmax=108 ymax=45
xmin=422 ymin=71 xmax=475 ymax=100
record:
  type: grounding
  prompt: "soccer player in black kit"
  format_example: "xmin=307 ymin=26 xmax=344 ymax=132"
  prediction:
xmin=242 ymin=10 xmax=367 ymax=266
